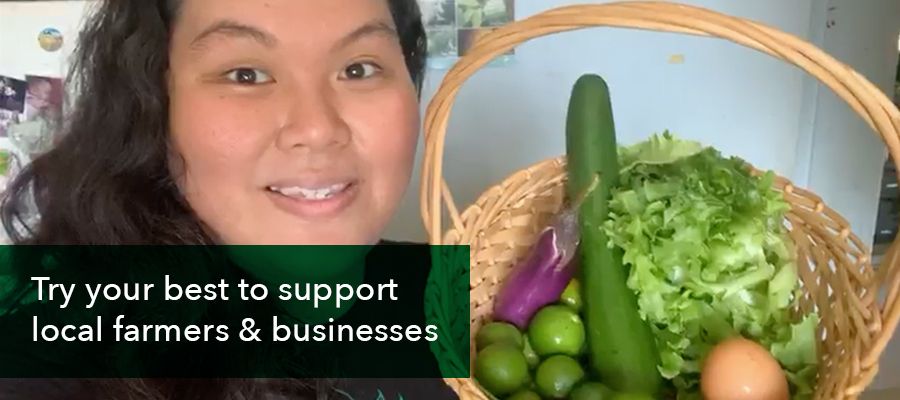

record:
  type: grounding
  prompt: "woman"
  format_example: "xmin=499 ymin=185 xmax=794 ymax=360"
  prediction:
xmin=0 ymin=0 xmax=458 ymax=399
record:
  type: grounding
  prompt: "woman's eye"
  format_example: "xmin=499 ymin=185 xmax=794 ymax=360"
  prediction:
xmin=341 ymin=62 xmax=380 ymax=80
xmin=225 ymin=68 xmax=273 ymax=85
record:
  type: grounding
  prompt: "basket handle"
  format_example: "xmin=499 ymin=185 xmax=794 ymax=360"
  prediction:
xmin=419 ymin=0 xmax=900 ymax=391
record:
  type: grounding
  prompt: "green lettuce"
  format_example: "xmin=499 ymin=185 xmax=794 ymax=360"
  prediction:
xmin=602 ymin=132 xmax=819 ymax=399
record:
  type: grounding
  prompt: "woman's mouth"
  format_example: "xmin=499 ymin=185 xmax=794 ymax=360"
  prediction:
xmin=267 ymin=182 xmax=350 ymax=200
xmin=265 ymin=181 xmax=357 ymax=219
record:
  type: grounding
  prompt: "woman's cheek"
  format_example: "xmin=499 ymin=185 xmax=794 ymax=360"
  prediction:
xmin=169 ymin=90 xmax=276 ymax=224
xmin=173 ymin=92 xmax=275 ymax=159
xmin=355 ymin=86 xmax=419 ymax=194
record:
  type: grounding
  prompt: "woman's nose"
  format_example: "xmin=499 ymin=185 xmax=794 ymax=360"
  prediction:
xmin=275 ymin=83 xmax=351 ymax=152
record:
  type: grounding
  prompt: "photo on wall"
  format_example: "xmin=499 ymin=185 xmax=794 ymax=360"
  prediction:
xmin=0 ymin=110 xmax=21 ymax=138
xmin=418 ymin=0 xmax=515 ymax=68
xmin=0 ymin=74 xmax=65 ymax=159
xmin=24 ymin=75 xmax=64 ymax=125
xmin=456 ymin=0 xmax=513 ymax=28
xmin=0 ymin=76 xmax=28 ymax=114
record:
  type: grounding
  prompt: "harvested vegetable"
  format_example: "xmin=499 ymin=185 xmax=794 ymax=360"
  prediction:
xmin=474 ymin=342 xmax=531 ymax=396
xmin=492 ymin=206 xmax=580 ymax=329
xmin=609 ymin=393 xmax=656 ymax=400
xmin=565 ymin=73 xmax=662 ymax=395
xmin=527 ymin=304 xmax=585 ymax=357
xmin=476 ymin=321 xmax=523 ymax=350
xmin=559 ymin=278 xmax=583 ymax=312
xmin=522 ymin=334 xmax=540 ymax=369
xmin=602 ymin=132 xmax=819 ymax=399
xmin=534 ymin=354 xmax=586 ymax=399
xmin=701 ymin=336 xmax=789 ymax=400
xmin=570 ymin=382 xmax=616 ymax=400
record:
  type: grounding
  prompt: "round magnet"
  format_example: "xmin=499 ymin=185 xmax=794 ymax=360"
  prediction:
xmin=38 ymin=28 xmax=64 ymax=52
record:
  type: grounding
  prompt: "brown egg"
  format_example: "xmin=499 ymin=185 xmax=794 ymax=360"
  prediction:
xmin=700 ymin=337 xmax=790 ymax=400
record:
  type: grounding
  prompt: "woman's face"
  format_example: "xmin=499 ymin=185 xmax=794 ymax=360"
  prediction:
xmin=168 ymin=0 xmax=420 ymax=245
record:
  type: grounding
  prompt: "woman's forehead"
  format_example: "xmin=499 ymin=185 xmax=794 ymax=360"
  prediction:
xmin=173 ymin=0 xmax=396 ymax=47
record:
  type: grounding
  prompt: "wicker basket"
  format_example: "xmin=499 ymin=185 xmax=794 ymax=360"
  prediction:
xmin=419 ymin=2 xmax=900 ymax=399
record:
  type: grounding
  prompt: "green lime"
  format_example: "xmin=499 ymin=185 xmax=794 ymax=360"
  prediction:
xmin=506 ymin=389 xmax=542 ymax=400
xmin=534 ymin=355 xmax=585 ymax=399
xmin=474 ymin=343 xmax=530 ymax=397
xmin=527 ymin=305 xmax=585 ymax=357
xmin=570 ymin=382 xmax=615 ymax=400
xmin=522 ymin=334 xmax=540 ymax=369
xmin=559 ymin=278 xmax=582 ymax=312
xmin=477 ymin=321 xmax=524 ymax=350
xmin=610 ymin=393 xmax=656 ymax=400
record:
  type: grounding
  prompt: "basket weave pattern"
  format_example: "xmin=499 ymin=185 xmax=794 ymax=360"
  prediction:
xmin=419 ymin=2 xmax=900 ymax=399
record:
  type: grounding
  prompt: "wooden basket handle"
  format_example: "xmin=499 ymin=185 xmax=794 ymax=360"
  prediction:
xmin=419 ymin=0 xmax=900 ymax=380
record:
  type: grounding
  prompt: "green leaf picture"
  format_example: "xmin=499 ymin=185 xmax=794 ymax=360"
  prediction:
xmin=457 ymin=0 xmax=511 ymax=28
xmin=424 ymin=245 xmax=470 ymax=378
xmin=420 ymin=0 xmax=515 ymax=62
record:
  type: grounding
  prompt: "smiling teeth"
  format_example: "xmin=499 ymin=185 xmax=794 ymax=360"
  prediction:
xmin=269 ymin=183 xmax=349 ymax=200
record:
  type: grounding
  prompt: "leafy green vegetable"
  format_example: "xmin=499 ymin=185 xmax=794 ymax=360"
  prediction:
xmin=618 ymin=133 xmax=704 ymax=172
xmin=602 ymin=132 xmax=819 ymax=399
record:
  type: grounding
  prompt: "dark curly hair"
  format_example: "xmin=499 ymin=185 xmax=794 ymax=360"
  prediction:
xmin=0 ymin=0 xmax=426 ymax=399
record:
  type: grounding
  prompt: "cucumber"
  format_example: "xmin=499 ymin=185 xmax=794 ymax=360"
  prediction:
xmin=564 ymin=74 xmax=662 ymax=395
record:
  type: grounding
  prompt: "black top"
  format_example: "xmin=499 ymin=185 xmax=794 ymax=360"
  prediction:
xmin=0 ymin=241 xmax=460 ymax=399
xmin=302 ymin=241 xmax=460 ymax=399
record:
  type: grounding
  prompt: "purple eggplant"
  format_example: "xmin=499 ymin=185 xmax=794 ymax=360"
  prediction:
xmin=492 ymin=206 xmax=581 ymax=329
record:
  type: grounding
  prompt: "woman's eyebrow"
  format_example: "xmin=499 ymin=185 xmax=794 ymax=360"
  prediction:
xmin=190 ymin=20 xmax=277 ymax=51
xmin=333 ymin=20 xmax=398 ymax=50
